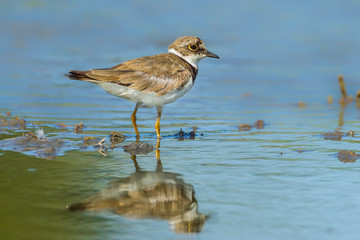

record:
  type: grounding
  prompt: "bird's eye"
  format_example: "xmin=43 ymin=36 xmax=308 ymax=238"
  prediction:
xmin=188 ymin=44 xmax=198 ymax=51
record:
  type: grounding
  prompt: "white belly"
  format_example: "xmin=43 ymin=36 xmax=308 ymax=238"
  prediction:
xmin=95 ymin=78 xmax=193 ymax=107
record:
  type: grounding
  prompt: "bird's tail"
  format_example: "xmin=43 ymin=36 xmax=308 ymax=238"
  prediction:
xmin=66 ymin=70 xmax=91 ymax=81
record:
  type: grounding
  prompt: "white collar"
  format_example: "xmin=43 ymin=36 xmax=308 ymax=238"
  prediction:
xmin=168 ymin=48 xmax=205 ymax=69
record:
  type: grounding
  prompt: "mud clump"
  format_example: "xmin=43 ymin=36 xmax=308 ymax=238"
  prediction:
xmin=337 ymin=150 xmax=358 ymax=163
xmin=175 ymin=126 xmax=199 ymax=140
xmin=110 ymin=131 xmax=126 ymax=144
xmin=322 ymin=129 xmax=354 ymax=141
xmin=74 ymin=122 xmax=84 ymax=133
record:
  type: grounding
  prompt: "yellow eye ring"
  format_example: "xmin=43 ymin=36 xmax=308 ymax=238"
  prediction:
xmin=188 ymin=44 xmax=198 ymax=51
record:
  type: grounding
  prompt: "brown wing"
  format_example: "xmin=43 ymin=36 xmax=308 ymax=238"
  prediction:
xmin=68 ymin=53 xmax=196 ymax=96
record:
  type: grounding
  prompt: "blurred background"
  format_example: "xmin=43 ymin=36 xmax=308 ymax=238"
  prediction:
xmin=1 ymin=0 xmax=359 ymax=105
xmin=1 ymin=1 xmax=360 ymax=240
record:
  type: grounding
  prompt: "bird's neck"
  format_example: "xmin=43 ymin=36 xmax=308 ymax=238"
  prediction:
xmin=168 ymin=48 xmax=203 ymax=69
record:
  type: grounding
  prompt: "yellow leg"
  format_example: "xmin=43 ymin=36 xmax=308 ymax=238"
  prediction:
xmin=155 ymin=106 xmax=163 ymax=138
xmin=155 ymin=117 xmax=160 ymax=138
xmin=131 ymin=154 xmax=140 ymax=171
xmin=155 ymin=138 xmax=162 ymax=172
xmin=131 ymin=103 xmax=142 ymax=139
xmin=155 ymin=138 xmax=160 ymax=160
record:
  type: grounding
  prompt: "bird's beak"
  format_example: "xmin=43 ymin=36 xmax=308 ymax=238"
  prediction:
xmin=205 ymin=50 xmax=220 ymax=59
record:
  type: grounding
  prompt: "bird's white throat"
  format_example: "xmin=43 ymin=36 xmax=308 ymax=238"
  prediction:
xmin=168 ymin=48 xmax=205 ymax=68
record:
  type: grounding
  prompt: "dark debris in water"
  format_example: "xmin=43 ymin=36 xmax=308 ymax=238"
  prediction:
xmin=322 ymin=130 xmax=343 ymax=141
xmin=322 ymin=129 xmax=355 ymax=141
xmin=74 ymin=122 xmax=84 ymax=133
xmin=110 ymin=131 xmax=127 ymax=144
xmin=337 ymin=150 xmax=358 ymax=163
xmin=175 ymin=126 xmax=201 ymax=140
xmin=123 ymin=142 xmax=154 ymax=155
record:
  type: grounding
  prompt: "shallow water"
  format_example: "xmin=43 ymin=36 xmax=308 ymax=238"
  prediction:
xmin=1 ymin=0 xmax=360 ymax=239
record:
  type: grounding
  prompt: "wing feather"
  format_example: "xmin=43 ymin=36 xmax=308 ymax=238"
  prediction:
xmin=67 ymin=53 xmax=197 ymax=96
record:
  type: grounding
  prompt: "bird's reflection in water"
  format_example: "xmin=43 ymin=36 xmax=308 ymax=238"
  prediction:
xmin=68 ymin=139 xmax=207 ymax=233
